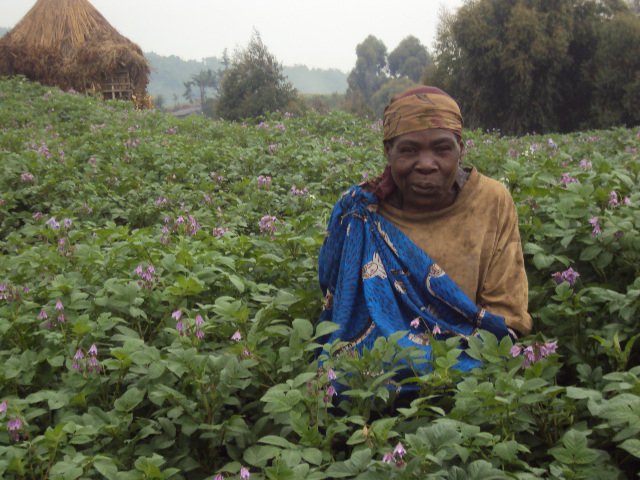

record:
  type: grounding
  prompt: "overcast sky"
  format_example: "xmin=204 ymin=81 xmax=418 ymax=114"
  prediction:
xmin=1 ymin=0 xmax=466 ymax=72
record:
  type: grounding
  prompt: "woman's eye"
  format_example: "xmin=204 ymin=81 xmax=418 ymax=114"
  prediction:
xmin=398 ymin=147 xmax=416 ymax=154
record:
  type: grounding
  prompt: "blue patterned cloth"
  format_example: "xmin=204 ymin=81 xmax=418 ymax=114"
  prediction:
xmin=318 ymin=185 xmax=508 ymax=375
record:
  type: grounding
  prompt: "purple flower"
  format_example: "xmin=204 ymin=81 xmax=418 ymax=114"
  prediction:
xmin=547 ymin=138 xmax=558 ymax=149
xmin=88 ymin=344 xmax=98 ymax=356
xmin=513 ymin=340 xmax=558 ymax=368
xmin=176 ymin=321 xmax=185 ymax=336
xmin=32 ymin=212 xmax=43 ymax=220
xmin=20 ymin=172 xmax=34 ymax=183
xmin=382 ymin=452 xmax=394 ymax=463
xmin=257 ymin=175 xmax=272 ymax=189
xmin=57 ymin=313 xmax=65 ymax=323
xmin=623 ymin=196 xmax=631 ymax=206
xmin=74 ymin=349 xmax=84 ymax=360
xmin=7 ymin=417 xmax=22 ymax=441
xmin=7 ymin=417 xmax=21 ymax=430
xmin=432 ymin=324 xmax=442 ymax=335
xmin=560 ymin=173 xmax=578 ymax=186
xmin=231 ymin=330 xmax=242 ymax=341
xmin=172 ymin=310 xmax=182 ymax=321
xmin=393 ymin=442 xmax=406 ymax=459
xmin=134 ymin=265 xmax=144 ymax=276
xmin=38 ymin=309 xmax=48 ymax=320
xmin=539 ymin=340 xmax=558 ymax=357
xmin=579 ymin=159 xmax=592 ymax=170
xmin=465 ymin=139 xmax=476 ymax=148
xmin=0 ymin=400 xmax=7 ymax=414
xmin=608 ymin=191 xmax=619 ymax=208
xmin=325 ymin=385 xmax=337 ymax=401
xmin=196 ymin=329 xmax=204 ymax=339
xmin=551 ymin=267 xmax=580 ymax=287
xmin=240 ymin=467 xmax=251 ymax=480
xmin=46 ymin=217 xmax=60 ymax=230
xmin=195 ymin=314 xmax=204 ymax=327
xmin=327 ymin=368 xmax=337 ymax=381
xmin=212 ymin=227 xmax=228 ymax=237
xmin=523 ymin=346 xmax=536 ymax=367
xmin=259 ymin=215 xmax=277 ymax=235
xmin=290 ymin=185 xmax=309 ymax=197
xmin=410 ymin=318 xmax=420 ymax=328
xmin=55 ymin=300 xmax=64 ymax=311
xmin=214 ymin=475 xmax=224 ymax=480
xmin=589 ymin=216 xmax=601 ymax=237
xmin=165 ymin=127 xmax=178 ymax=135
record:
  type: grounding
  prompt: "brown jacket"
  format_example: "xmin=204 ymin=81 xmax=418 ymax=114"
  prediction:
xmin=379 ymin=168 xmax=532 ymax=335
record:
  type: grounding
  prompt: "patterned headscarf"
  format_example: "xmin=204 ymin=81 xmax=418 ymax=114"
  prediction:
xmin=382 ymin=86 xmax=463 ymax=141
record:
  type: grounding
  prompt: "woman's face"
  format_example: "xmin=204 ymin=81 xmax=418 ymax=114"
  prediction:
xmin=384 ymin=128 xmax=463 ymax=212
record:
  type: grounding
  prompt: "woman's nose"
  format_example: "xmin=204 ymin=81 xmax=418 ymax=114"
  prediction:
xmin=415 ymin=150 xmax=438 ymax=172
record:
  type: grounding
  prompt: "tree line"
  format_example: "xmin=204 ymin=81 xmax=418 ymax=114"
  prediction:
xmin=173 ymin=0 xmax=640 ymax=134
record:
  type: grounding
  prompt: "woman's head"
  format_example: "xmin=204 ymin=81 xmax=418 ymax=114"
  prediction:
xmin=370 ymin=86 xmax=465 ymax=211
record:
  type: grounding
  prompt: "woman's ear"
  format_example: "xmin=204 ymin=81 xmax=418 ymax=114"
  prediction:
xmin=383 ymin=140 xmax=392 ymax=163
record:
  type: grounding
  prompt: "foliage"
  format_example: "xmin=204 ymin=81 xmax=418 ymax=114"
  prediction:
xmin=146 ymin=53 xmax=224 ymax=108
xmin=215 ymin=32 xmax=298 ymax=121
xmin=388 ymin=36 xmax=430 ymax=83
xmin=183 ymin=69 xmax=219 ymax=110
xmin=0 ymin=77 xmax=639 ymax=478
xmin=145 ymin=52 xmax=347 ymax=108
xmin=431 ymin=0 xmax=640 ymax=134
xmin=345 ymin=35 xmax=431 ymax=117
xmin=346 ymin=35 xmax=388 ymax=103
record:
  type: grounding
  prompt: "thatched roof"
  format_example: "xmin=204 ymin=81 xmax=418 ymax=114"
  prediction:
xmin=0 ymin=0 xmax=150 ymax=97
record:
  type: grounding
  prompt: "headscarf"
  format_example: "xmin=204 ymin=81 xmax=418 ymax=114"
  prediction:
xmin=382 ymin=86 xmax=463 ymax=141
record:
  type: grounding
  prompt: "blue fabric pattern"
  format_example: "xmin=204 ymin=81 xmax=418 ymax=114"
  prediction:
xmin=318 ymin=184 xmax=509 ymax=375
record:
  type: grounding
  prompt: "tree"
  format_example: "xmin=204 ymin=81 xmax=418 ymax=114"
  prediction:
xmin=370 ymin=77 xmax=419 ymax=118
xmin=184 ymin=69 xmax=218 ymax=107
xmin=430 ymin=0 xmax=639 ymax=133
xmin=388 ymin=36 xmax=431 ymax=82
xmin=346 ymin=35 xmax=389 ymax=111
xmin=592 ymin=12 xmax=640 ymax=126
xmin=216 ymin=31 xmax=297 ymax=121
xmin=153 ymin=94 xmax=165 ymax=111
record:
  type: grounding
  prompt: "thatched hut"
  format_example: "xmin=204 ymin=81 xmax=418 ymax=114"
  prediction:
xmin=0 ymin=0 xmax=150 ymax=104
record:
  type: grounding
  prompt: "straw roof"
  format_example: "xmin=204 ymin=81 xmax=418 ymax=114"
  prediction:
xmin=0 ymin=0 xmax=150 ymax=98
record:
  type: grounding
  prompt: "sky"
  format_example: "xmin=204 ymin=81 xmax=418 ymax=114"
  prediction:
xmin=0 ymin=0 xmax=466 ymax=72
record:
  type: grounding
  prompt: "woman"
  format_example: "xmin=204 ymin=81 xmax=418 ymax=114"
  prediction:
xmin=318 ymin=86 xmax=531 ymax=376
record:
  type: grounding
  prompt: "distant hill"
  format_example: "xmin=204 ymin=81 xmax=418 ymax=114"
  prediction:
xmin=0 ymin=27 xmax=7 ymax=37
xmin=145 ymin=52 xmax=347 ymax=106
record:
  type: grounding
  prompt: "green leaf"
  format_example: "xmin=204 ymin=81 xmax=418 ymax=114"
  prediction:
xmin=93 ymin=459 xmax=119 ymax=480
xmin=618 ymin=438 xmax=640 ymax=458
xmin=259 ymin=435 xmax=297 ymax=449
xmin=301 ymin=448 xmax=323 ymax=466
xmin=243 ymin=445 xmax=280 ymax=467
xmin=114 ymin=387 xmax=145 ymax=412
